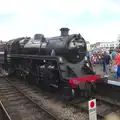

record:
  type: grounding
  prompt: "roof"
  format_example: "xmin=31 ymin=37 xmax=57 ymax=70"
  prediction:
xmin=95 ymin=42 xmax=115 ymax=44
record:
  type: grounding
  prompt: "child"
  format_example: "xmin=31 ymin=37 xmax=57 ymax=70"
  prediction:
xmin=112 ymin=61 xmax=118 ymax=80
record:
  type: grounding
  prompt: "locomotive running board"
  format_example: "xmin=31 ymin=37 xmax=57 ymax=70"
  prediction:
xmin=10 ymin=54 xmax=59 ymax=60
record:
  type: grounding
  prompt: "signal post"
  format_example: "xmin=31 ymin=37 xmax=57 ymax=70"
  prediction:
xmin=88 ymin=99 xmax=97 ymax=120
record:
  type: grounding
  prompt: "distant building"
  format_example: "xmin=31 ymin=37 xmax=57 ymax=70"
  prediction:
xmin=90 ymin=43 xmax=96 ymax=50
xmin=92 ymin=42 xmax=116 ymax=50
xmin=86 ymin=41 xmax=90 ymax=51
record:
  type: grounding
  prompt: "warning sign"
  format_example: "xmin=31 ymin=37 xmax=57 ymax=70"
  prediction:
xmin=88 ymin=99 xmax=97 ymax=120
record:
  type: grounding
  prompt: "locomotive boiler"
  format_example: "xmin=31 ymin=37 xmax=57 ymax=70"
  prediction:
xmin=4 ymin=28 xmax=104 ymax=99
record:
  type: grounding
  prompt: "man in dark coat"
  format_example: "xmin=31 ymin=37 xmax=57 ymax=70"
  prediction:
xmin=103 ymin=51 xmax=111 ymax=77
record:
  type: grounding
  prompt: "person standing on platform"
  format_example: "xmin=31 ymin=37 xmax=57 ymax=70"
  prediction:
xmin=91 ymin=54 xmax=97 ymax=66
xmin=109 ymin=50 xmax=112 ymax=67
xmin=103 ymin=51 xmax=111 ymax=77
xmin=88 ymin=51 xmax=92 ymax=60
xmin=111 ymin=49 xmax=117 ymax=60
xmin=114 ymin=49 xmax=120 ymax=80
xmin=111 ymin=61 xmax=118 ymax=80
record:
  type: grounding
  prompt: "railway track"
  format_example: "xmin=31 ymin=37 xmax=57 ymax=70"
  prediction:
xmin=5 ymin=77 xmax=89 ymax=120
xmin=0 ymin=77 xmax=59 ymax=120
xmin=10 ymin=79 xmax=120 ymax=119
xmin=2 ymin=75 xmax=120 ymax=120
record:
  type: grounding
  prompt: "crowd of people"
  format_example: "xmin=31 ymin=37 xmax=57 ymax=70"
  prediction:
xmin=88 ymin=49 xmax=120 ymax=80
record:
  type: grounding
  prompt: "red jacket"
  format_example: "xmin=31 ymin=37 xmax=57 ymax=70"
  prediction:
xmin=115 ymin=54 xmax=120 ymax=66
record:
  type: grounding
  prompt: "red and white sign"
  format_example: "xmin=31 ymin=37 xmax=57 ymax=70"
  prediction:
xmin=88 ymin=99 xmax=97 ymax=120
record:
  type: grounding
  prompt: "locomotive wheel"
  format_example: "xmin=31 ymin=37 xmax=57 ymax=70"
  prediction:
xmin=4 ymin=68 xmax=14 ymax=77
xmin=39 ymin=68 xmax=54 ymax=92
xmin=1 ymin=69 xmax=9 ymax=76
xmin=35 ymin=75 xmax=40 ymax=86
xmin=27 ymin=72 xmax=35 ymax=85
xmin=15 ymin=70 xmax=22 ymax=78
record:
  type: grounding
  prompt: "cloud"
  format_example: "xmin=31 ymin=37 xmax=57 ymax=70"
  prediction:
xmin=0 ymin=0 xmax=22 ymax=14
xmin=0 ymin=0 xmax=120 ymax=43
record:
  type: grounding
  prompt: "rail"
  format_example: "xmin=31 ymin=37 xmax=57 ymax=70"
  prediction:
xmin=0 ymin=76 xmax=59 ymax=120
xmin=0 ymin=101 xmax=12 ymax=120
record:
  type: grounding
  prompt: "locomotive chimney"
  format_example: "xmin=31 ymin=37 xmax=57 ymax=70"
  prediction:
xmin=60 ymin=28 xmax=70 ymax=36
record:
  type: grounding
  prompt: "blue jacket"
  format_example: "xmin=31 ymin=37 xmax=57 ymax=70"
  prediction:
xmin=111 ymin=52 xmax=116 ymax=60
xmin=103 ymin=54 xmax=111 ymax=65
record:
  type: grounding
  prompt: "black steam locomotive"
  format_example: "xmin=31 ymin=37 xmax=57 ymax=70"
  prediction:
xmin=4 ymin=28 xmax=104 ymax=99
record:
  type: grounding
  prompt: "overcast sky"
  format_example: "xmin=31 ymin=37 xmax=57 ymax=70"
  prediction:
xmin=0 ymin=0 xmax=120 ymax=43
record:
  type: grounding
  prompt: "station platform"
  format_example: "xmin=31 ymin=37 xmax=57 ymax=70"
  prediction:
xmin=94 ymin=64 xmax=120 ymax=86
xmin=94 ymin=64 xmax=113 ymax=80
xmin=107 ymin=80 xmax=120 ymax=86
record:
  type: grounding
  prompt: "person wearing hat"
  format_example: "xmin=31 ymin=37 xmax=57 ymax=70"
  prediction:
xmin=111 ymin=49 xmax=117 ymax=60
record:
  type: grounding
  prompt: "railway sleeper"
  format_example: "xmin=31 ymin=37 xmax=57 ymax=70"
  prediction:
xmin=4 ymin=100 xmax=30 ymax=107
xmin=0 ymin=91 xmax=19 ymax=95
xmin=6 ymin=99 xmax=29 ymax=105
